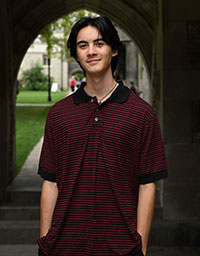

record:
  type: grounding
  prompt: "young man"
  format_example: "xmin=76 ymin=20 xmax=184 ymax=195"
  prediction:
xmin=37 ymin=16 xmax=168 ymax=256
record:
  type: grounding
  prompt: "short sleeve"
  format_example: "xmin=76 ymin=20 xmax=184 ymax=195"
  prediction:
xmin=138 ymin=112 xmax=168 ymax=184
xmin=38 ymin=108 xmax=56 ymax=182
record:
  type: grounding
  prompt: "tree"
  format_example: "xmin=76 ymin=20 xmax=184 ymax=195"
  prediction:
xmin=21 ymin=62 xmax=52 ymax=91
xmin=40 ymin=25 xmax=55 ymax=101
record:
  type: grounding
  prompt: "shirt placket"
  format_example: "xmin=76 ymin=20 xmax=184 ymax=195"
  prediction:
xmin=87 ymin=97 xmax=104 ymax=251
xmin=89 ymin=97 xmax=102 ymax=126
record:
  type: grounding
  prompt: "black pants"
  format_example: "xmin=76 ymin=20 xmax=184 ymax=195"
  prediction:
xmin=38 ymin=248 xmax=143 ymax=256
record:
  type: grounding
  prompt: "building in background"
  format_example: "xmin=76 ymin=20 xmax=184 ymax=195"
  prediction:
xmin=18 ymin=35 xmax=68 ymax=91
xmin=117 ymin=27 xmax=151 ymax=104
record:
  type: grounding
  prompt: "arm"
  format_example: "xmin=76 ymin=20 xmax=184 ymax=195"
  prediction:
xmin=40 ymin=180 xmax=58 ymax=237
xmin=137 ymin=182 xmax=156 ymax=256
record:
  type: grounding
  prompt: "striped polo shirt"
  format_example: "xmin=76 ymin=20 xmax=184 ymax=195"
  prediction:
xmin=37 ymin=81 xmax=168 ymax=256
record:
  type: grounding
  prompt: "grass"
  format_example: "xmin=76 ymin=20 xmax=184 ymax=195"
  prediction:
xmin=16 ymin=106 xmax=50 ymax=173
xmin=16 ymin=90 xmax=68 ymax=104
xmin=16 ymin=90 xmax=69 ymax=173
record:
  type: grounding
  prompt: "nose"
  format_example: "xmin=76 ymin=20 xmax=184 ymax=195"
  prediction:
xmin=87 ymin=44 xmax=97 ymax=57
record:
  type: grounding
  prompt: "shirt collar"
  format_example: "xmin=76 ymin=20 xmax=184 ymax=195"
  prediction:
xmin=73 ymin=80 xmax=130 ymax=105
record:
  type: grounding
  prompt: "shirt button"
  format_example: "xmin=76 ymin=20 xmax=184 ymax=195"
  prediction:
xmin=91 ymin=98 xmax=94 ymax=103
xmin=94 ymin=117 xmax=99 ymax=122
xmin=96 ymin=108 xmax=99 ymax=112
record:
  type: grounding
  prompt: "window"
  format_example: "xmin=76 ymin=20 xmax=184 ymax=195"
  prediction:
xmin=43 ymin=55 xmax=49 ymax=65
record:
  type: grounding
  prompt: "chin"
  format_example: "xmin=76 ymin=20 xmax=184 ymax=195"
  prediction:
xmin=87 ymin=68 xmax=103 ymax=74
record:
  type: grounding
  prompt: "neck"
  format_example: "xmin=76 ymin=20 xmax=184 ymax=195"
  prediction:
xmin=85 ymin=71 xmax=116 ymax=100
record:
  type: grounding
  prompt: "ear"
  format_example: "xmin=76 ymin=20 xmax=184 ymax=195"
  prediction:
xmin=112 ymin=50 xmax=118 ymax=57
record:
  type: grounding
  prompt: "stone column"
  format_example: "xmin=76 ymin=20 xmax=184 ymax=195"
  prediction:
xmin=162 ymin=0 xmax=200 ymax=220
xmin=125 ymin=41 xmax=138 ymax=86
xmin=0 ymin=0 xmax=15 ymax=202
xmin=151 ymin=0 xmax=165 ymax=217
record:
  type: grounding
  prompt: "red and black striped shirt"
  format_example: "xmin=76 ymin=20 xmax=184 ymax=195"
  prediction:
xmin=37 ymin=81 xmax=167 ymax=255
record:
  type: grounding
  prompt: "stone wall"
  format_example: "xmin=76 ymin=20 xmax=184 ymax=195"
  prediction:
xmin=0 ymin=0 xmax=16 ymax=201
xmin=163 ymin=0 xmax=200 ymax=221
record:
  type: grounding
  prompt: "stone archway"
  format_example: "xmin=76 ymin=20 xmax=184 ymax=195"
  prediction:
xmin=12 ymin=0 xmax=157 ymax=82
xmin=1 ymin=0 xmax=162 ymax=201
xmin=1 ymin=0 xmax=200 ymax=245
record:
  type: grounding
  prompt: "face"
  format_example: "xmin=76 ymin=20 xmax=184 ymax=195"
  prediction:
xmin=76 ymin=25 xmax=118 ymax=76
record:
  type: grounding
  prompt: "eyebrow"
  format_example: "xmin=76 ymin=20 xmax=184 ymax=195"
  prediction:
xmin=76 ymin=38 xmax=105 ymax=46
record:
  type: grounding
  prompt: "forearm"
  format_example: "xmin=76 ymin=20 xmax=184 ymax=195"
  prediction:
xmin=137 ymin=182 xmax=156 ymax=255
xmin=40 ymin=180 xmax=58 ymax=237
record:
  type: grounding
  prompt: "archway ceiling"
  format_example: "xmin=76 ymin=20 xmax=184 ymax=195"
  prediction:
xmin=12 ymin=0 xmax=157 ymax=78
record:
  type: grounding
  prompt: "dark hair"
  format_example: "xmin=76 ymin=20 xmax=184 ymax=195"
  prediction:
xmin=67 ymin=16 xmax=122 ymax=75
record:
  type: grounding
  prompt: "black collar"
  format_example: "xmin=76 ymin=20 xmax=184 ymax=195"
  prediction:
xmin=73 ymin=80 xmax=130 ymax=105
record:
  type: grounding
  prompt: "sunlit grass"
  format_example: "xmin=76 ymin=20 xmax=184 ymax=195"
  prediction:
xmin=16 ymin=90 xmax=68 ymax=104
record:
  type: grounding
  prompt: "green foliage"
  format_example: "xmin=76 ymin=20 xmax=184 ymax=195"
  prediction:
xmin=20 ymin=62 xmax=52 ymax=91
xmin=40 ymin=25 xmax=54 ymax=58
xmin=74 ymin=72 xmax=84 ymax=79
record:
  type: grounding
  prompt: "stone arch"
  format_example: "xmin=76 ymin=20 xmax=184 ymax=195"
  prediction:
xmin=12 ymin=0 xmax=156 ymax=82
xmin=2 ymin=0 xmax=200 ymax=233
xmin=1 ymin=0 xmax=159 ymax=199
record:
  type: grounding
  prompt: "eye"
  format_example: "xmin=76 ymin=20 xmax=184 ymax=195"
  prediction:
xmin=78 ymin=43 xmax=87 ymax=49
xmin=96 ymin=42 xmax=104 ymax=47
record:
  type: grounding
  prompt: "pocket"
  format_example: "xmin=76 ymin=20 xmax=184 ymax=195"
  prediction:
xmin=37 ymin=227 xmax=57 ymax=254
xmin=38 ymin=226 xmax=57 ymax=241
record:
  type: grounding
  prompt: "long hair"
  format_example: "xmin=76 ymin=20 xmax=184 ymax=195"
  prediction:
xmin=67 ymin=16 xmax=122 ymax=75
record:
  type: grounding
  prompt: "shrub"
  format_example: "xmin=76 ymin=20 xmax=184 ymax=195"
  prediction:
xmin=20 ymin=62 xmax=53 ymax=91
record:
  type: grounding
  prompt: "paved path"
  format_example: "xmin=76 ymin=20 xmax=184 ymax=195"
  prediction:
xmin=0 ymin=138 xmax=43 ymax=254
xmin=16 ymin=103 xmax=53 ymax=106
xmin=9 ymin=137 xmax=43 ymax=192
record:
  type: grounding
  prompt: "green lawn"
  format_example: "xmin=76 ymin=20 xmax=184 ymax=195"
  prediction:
xmin=16 ymin=90 xmax=69 ymax=173
xmin=16 ymin=90 xmax=68 ymax=104
xmin=16 ymin=106 xmax=50 ymax=173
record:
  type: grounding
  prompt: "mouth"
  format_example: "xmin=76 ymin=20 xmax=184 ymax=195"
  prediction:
xmin=87 ymin=59 xmax=101 ymax=64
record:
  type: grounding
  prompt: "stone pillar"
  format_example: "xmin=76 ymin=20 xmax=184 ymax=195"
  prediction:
xmin=125 ymin=42 xmax=138 ymax=86
xmin=0 ymin=0 xmax=15 ymax=202
xmin=151 ymin=0 xmax=165 ymax=216
xmin=138 ymin=55 xmax=151 ymax=105
xmin=151 ymin=0 xmax=163 ymax=122
xmin=163 ymin=0 xmax=200 ymax=220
